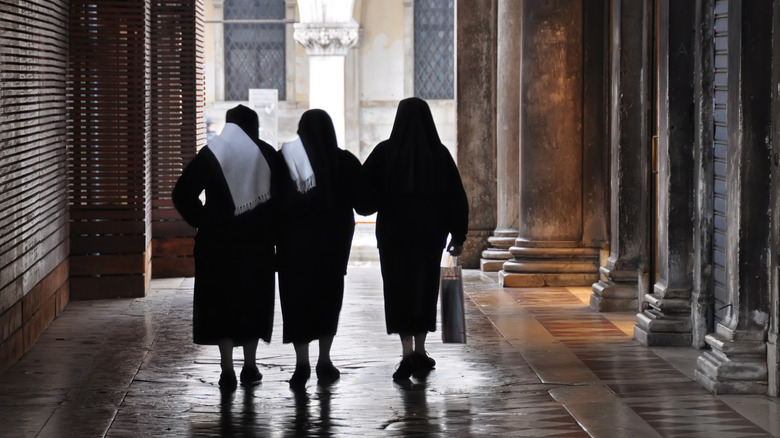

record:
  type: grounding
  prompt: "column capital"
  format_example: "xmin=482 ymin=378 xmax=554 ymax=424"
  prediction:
xmin=294 ymin=21 xmax=359 ymax=56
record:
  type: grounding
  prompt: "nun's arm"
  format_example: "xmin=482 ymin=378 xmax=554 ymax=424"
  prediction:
xmin=354 ymin=148 xmax=380 ymax=216
xmin=172 ymin=151 xmax=208 ymax=229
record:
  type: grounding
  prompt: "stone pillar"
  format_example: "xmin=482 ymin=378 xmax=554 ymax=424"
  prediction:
xmin=499 ymin=0 xmax=600 ymax=287
xmin=456 ymin=0 xmax=497 ymax=268
xmin=213 ymin=0 xmax=225 ymax=102
xmin=635 ymin=0 xmax=695 ymax=346
xmin=694 ymin=0 xmax=772 ymax=394
xmin=403 ymin=0 xmax=414 ymax=97
xmin=285 ymin=0 xmax=297 ymax=101
xmin=294 ymin=0 xmax=358 ymax=148
xmin=480 ymin=0 xmax=520 ymax=272
xmin=691 ymin=0 xmax=715 ymax=350
xmin=769 ymin=0 xmax=780 ymax=398
xmin=590 ymin=0 xmax=652 ymax=310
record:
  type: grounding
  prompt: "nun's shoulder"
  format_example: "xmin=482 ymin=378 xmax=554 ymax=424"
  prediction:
xmin=365 ymin=140 xmax=392 ymax=160
xmin=338 ymin=148 xmax=361 ymax=166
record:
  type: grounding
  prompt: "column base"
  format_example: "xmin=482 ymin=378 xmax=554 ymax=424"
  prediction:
xmin=694 ymin=326 xmax=768 ymax=394
xmin=634 ymin=310 xmax=692 ymax=346
xmin=480 ymin=232 xmax=517 ymax=272
xmin=499 ymin=271 xmax=598 ymax=287
xmin=634 ymin=285 xmax=692 ymax=346
xmin=500 ymin=240 xmax=599 ymax=286
xmin=590 ymin=267 xmax=639 ymax=312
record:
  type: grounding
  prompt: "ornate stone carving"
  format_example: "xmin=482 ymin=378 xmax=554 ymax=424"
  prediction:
xmin=293 ymin=22 xmax=359 ymax=56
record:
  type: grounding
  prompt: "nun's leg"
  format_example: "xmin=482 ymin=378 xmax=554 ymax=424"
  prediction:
xmin=290 ymin=342 xmax=311 ymax=389
xmin=316 ymin=335 xmax=340 ymax=384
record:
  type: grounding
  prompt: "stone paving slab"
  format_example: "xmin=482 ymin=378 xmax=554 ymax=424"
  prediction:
xmin=0 ymin=266 xmax=776 ymax=437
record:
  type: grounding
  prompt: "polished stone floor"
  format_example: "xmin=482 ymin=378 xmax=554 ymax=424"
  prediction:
xmin=2 ymin=262 xmax=780 ymax=436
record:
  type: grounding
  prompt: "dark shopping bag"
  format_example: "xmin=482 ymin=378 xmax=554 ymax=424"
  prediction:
xmin=440 ymin=256 xmax=466 ymax=343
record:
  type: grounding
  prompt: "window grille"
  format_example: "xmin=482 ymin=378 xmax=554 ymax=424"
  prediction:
xmin=224 ymin=0 xmax=285 ymax=101
xmin=414 ymin=0 xmax=454 ymax=99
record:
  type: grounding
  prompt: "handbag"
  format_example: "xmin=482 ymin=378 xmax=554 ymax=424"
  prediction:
xmin=440 ymin=255 xmax=466 ymax=343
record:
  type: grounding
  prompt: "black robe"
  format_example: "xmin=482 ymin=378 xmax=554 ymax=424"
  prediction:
xmin=358 ymin=98 xmax=469 ymax=335
xmin=276 ymin=109 xmax=362 ymax=344
xmin=172 ymin=108 xmax=283 ymax=346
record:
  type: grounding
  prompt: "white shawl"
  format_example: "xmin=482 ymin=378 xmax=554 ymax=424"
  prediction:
xmin=209 ymin=123 xmax=271 ymax=215
xmin=280 ymin=136 xmax=316 ymax=193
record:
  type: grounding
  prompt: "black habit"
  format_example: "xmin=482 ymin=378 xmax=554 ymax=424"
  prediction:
xmin=359 ymin=97 xmax=469 ymax=335
xmin=277 ymin=109 xmax=362 ymax=344
xmin=172 ymin=105 xmax=283 ymax=346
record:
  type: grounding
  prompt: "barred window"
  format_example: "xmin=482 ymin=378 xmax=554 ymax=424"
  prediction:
xmin=414 ymin=0 xmax=454 ymax=99
xmin=224 ymin=0 xmax=285 ymax=101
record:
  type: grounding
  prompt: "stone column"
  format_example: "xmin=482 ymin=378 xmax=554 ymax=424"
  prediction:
xmin=294 ymin=0 xmax=358 ymax=148
xmin=590 ymin=0 xmax=652 ymax=310
xmin=499 ymin=0 xmax=600 ymax=287
xmin=769 ymin=0 xmax=780 ymax=398
xmin=213 ymin=0 xmax=225 ymax=102
xmin=635 ymin=0 xmax=695 ymax=346
xmin=285 ymin=0 xmax=297 ymax=101
xmin=694 ymin=0 xmax=772 ymax=395
xmin=456 ymin=0 xmax=497 ymax=268
xmin=480 ymin=0 xmax=520 ymax=272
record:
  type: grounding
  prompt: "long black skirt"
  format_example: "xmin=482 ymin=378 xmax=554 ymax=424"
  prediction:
xmin=379 ymin=245 xmax=442 ymax=335
xmin=279 ymin=270 xmax=344 ymax=344
xmin=192 ymin=242 xmax=275 ymax=345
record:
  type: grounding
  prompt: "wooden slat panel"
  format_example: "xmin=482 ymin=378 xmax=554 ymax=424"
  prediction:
xmin=67 ymin=0 xmax=152 ymax=297
xmin=0 ymin=0 xmax=69 ymax=373
xmin=150 ymin=0 xmax=205 ymax=278
xmin=0 ymin=0 xmax=69 ymax=315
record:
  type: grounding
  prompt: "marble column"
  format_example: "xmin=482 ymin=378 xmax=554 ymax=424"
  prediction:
xmin=590 ymin=0 xmax=652 ymax=311
xmin=456 ymin=0 xmax=497 ymax=268
xmin=213 ymin=0 xmax=225 ymax=102
xmin=480 ymin=0 xmax=520 ymax=272
xmin=694 ymin=0 xmax=772 ymax=395
xmin=294 ymin=0 xmax=358 ymax=148
xmin=634 ymin=0 xmax=695 ymax=346
xmin=499 ymin=0 xmax=600 ymax=287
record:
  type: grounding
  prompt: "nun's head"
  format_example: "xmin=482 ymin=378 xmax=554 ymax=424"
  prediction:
xmin=226 ymin=104 xmax=260 ymax=141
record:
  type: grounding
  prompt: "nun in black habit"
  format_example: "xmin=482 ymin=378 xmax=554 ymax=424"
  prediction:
xmin=277 ymin=109 xmax=362 ymax=389
xmin=172 ymin=104 xmax=284 ymax=391
xmin=359 ymin=97 xmax=469 ymax=381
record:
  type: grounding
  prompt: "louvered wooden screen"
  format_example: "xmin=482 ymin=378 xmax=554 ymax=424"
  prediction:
xmin=150 ymin=0 xmax=205 ymax=278
xmin=0 ymin=0 xmax=71 ymax=374
xmin=67 ymin=0 xmax=152 ymax=299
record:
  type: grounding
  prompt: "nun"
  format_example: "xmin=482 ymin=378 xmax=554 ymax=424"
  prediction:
xmin=359 ymin=97 xmax=469 ymax=381
xmin=277 ymin=109 xmax=362 ymax=389
xmin=172 ymin=104 xmax=283 ymax=391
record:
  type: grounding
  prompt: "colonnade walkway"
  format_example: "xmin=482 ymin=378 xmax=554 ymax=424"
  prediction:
xmin=2 ymin=257 xmax=780 ymax=436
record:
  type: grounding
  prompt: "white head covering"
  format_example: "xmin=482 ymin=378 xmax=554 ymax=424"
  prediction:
xmin=280 ymin=136 xmax=316 ymax=193
xmin=208 ymin=123 xmax=271 ymax=215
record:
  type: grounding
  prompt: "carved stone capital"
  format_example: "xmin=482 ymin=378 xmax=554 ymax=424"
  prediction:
xmin=293 ymin=21 xmax=359 ymax=56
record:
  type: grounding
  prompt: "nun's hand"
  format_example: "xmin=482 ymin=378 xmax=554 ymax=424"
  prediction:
xmin=447 ymin=243 xmax=464 ymax=257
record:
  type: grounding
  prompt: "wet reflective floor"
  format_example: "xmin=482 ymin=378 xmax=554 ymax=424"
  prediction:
xmin=1 ymin=265 xmax=780 ymax=437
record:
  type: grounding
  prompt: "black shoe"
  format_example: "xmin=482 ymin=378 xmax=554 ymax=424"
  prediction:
xmin=414 ymin=352 xmax=436 ymax=371
xmin=240 ymin=365 xmax=263 ymax=386
xmin=219 ymin=370 xmax=237 ymax=391
xmin=316 ymin=361 xmax=341 ymax=384
xmin=289 ymin=365 xmax=311 ymax=390
xmin=392 ymin=355 xmax=414 ymax=381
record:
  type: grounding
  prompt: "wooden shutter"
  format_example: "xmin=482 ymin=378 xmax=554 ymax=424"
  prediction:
xmin=68 ymin=0 xmax=152 ymax=299
xmin=150 ymin=0 xmax=205 ymax=277
xmin=0 ymin=0 xmax=70 ymax=373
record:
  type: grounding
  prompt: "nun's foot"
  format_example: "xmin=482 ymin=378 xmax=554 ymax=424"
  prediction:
xmin=219 ymin=370 xmax=237 ymax=391
xmin=289 ymin=365 xmax=310 ymax=390
xmin=414 ymin=351 xmax=436 ymax=371
xmin=240 ymin=365 xmax=263 ymax=386
xmin=316 ymin=361 xmax=340 ymax=384
xmin=392 ymin=355 xmax=414 ymax=381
